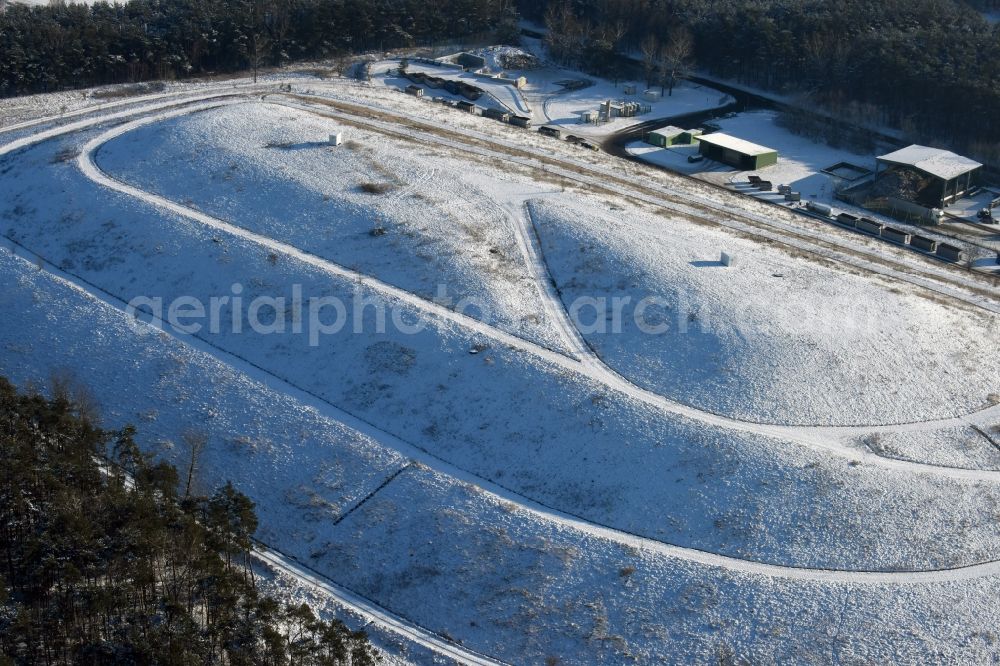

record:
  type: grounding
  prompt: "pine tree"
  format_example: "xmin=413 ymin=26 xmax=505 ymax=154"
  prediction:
xmin=0 ymin=376 xmax=376 ymax=665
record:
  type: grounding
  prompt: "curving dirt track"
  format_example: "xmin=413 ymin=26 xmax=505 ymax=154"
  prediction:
xmin=5 ymin=87 xmax=1000 ymax=660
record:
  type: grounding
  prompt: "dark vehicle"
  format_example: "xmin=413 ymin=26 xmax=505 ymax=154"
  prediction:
xmin=856 ymin=217 xmax=884 ymax=235
xmin=936 ymin=243 xmax=964 ymax=262
xmin=836 ymin=212 xmax=859 ymax=227
xmin=483 ymin=108 xmax=510 ymax=123
xmin=806 ymin=201 xmax=832 ymax=217
xmin=881 ymin=226 xmax=911 ymax=245
xmin=910 ymin=235 xmax=938 ymax=252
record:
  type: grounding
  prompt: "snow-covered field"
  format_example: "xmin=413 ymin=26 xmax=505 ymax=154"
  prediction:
xmin=539 ymin=78 xmax=730 ymax=136
xmin=94 ymin=102 xmax=565 ymax=350
xmin=3 ymin=72 xmax=1000 ymax=663
xmin=528 ymin=196 xmax=1000 ymax=425
xmin=708 ymin=110 xmax=875 ymax=192
xmin=6 ymin=248 xmax=1000 ymax=663
xmin=12 ymin=116 xmax=1000 ymax=570
xmin=869 ymin=426 xmax=1000 ymax=471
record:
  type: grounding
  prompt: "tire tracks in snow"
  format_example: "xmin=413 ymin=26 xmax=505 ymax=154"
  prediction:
xmin=72 ymin=102 xmax=1000 ymax=476
xmin=7 ymin=93 xmax=1000 ymax=584
xmin=7 ymin=238 xmax=1000 ymax=584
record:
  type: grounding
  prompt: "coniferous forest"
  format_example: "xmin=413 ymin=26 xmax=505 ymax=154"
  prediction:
xmin=2 ymin=0 xmax=999 ymax=155
xmin=0 ymin=376 xmax=376 ymax=664
xmin=520 ymin=0 xmax=1000 ymax=157
xmin=0 ymin=0 xmax=517 ymax=95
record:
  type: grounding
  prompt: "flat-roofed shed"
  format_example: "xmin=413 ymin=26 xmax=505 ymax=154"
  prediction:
xmin=697 ymin=133 xmax=778 ymax=170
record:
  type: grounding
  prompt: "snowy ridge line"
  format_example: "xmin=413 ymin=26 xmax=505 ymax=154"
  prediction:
xmin=0 ymin=93 xmax=252 ymax=160
xmin=71 ymin=103 xmax=1000 ymax=470
xmin=0 ymin=85 xmax=249 ymax=135
xmin=265 ymin=97 xmax=1000 ymax=434
xmin=253 ymin=545 xmax=509 ymax=666
xmin=280 ymin=93 xmax=1000 ymax=315
xmin=333 ymin=462 xmax=413 ymax=526
xmin=0 ymin=78 xmax=369 ymax=136
xmin=9 ymin=238 xmax=1000 ymax=582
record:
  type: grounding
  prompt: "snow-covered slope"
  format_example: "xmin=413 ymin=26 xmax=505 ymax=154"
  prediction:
xmin=529 ymin=196 xmax=1000 ymax=425
xmin=3 ymin=248 xmax=1000 ymax=664
xmin=94 ymin=102 xmax=565 ymax=351
xmin=4 ymin=81 xmax=1000 ymax=664
xmin=4 ymin=118 xmax=1000 ymax=572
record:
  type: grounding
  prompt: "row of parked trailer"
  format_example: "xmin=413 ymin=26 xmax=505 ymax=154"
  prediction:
xmin=446 ymin=100 xmax=591 ymax=147
xmin=804 ymin=202 xmax=964 ymax=262
xmin=402 ymin=80 xmax=538 ymax=132
xmin=403 ymin=71 xmax=483 ymax=101
xmin=538 ymin=125 xmax=600 ymax=151
xmin=455 ymin=103 xmax=532 ymax=128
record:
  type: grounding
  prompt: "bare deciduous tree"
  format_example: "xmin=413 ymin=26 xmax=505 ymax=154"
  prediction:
xmin=330 ymin=53 xmax=352 ymax=78
xmin=640 ymin=34 xmax=659 ymax=89
xmin=49 ymin=368 xmax=100 ymax=425
xmin=658 ymin=28 xmax=694 ymax=96
xmin=544 ymin=1 xmax=585 ymax=65
xmin=182 ymin=429 xmax=208 ymax=497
